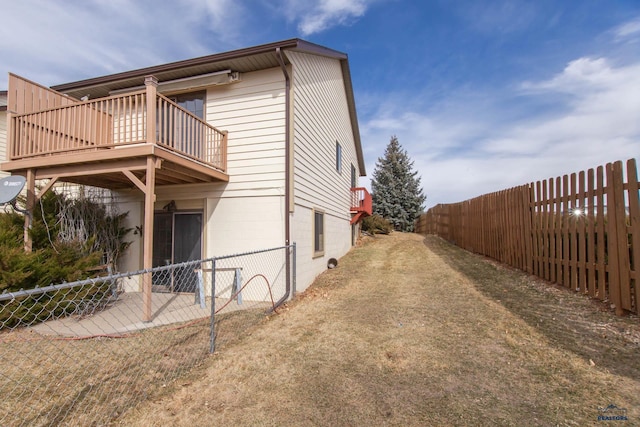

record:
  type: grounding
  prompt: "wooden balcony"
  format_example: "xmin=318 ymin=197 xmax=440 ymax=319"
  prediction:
xmin=350 ymin=187 xmax=372 ymax=224
xmin=1 ymin=74 xmax=228 ymax=188
xmin=2 ymin=74 xmax=231 ymax=320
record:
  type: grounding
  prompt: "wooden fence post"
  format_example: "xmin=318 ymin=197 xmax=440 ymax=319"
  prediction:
xmin=524 ymin=184 xmax=533 ymax=274
xmin=626 ymin=159 xmax=640 ymax=315
xmin=606 ymin=161 xmax=629 ymax=315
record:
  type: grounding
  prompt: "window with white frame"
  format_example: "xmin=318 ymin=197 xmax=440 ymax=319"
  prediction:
xmin=335 ymin=141 xmax=342 ymax=173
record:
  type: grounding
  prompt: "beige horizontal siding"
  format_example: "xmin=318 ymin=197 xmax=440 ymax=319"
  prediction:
xmin=287 ymin=51 xmax=359 ymax=219
xmin=286 ymin=50 xmax=360 ymax=291
xmin=205 ymin=68 xmax=286 ymax=197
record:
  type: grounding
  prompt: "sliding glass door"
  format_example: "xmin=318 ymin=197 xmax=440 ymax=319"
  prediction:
xmin=152 ymin=211 xmax=202 ymax=293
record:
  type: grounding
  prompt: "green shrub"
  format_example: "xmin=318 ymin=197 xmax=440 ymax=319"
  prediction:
xmin=361 ymin=214 xmax=393 ymax=235
xmin=0 ymin=210 xmax=25 ymax=247
xmin=0 ymin=189 xmax=129 ymax=328
xmin=0 ymin=233 xmax=102 ymax=294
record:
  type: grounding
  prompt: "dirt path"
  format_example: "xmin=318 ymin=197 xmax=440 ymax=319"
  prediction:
xmin=120 ymin=233 xmax=640 ymax=426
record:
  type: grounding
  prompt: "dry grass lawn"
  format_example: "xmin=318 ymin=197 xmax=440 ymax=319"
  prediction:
xmin=118 ymin=233 xmax=640 ymax=426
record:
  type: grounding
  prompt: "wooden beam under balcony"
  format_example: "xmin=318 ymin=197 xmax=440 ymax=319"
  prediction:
xmin=0 ymin=144 xmax=228 ymax=189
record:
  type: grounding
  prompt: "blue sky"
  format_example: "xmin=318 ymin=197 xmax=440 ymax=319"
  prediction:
xmin=1 ymin=0 xmax=639 ymax=209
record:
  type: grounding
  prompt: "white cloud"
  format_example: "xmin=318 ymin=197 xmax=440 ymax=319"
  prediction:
xmin=452 ymin=0 xmax=538 ymax=35
xmin=514 ymin=58 xmax=640 ymax=137
xmin=0 ymin=0 xmax=246 ymax=88
xmin=613 ymin=16 xmax=640 ymax=40
xmin=363 ymin=109 xmax=485 ymax=161
xmin=179 ymin=0 xmax=247 ymax=45
xmin=521 ymin=57 xmax=616 ymax=95
xmin=284 ymin=0 xmax=374 ymax=35
xmin=361 ymin=56 xmax=640 ymax=209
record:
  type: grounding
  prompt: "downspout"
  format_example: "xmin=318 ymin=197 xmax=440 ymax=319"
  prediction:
xmin=275 ymin=47 xmax=293 ymax=306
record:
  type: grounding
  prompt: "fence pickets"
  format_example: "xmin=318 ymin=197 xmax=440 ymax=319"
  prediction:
xmin=416 ymin=158 xmax=640 ymax=318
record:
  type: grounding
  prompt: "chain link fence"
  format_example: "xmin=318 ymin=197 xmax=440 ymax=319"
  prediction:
xmin=0 ymin=244 xmax=294 ymax=426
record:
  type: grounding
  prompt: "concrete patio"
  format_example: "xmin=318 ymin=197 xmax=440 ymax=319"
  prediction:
xmin=30 ymin=291 xmax=264 ymax=337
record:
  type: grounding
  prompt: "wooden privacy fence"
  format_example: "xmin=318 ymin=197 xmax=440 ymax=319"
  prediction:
xmin=416 ymin=158 xmax=640 ymax=318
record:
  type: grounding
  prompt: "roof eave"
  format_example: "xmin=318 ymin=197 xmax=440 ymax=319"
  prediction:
xmin=46 ymin=38 xmax=365 ymax=175
xmin=339 ymin=59 xmax=365 ymax=176
xmin=51 ymin=38 xmax=347 ymax=93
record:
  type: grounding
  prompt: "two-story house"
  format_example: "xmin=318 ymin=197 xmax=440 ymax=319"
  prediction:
xmin=0 ymin=39 xmax=371 ymax=311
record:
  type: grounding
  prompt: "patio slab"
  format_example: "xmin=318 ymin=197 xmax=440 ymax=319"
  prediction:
xmin=30 ymin=292 xmax=260 ymax=337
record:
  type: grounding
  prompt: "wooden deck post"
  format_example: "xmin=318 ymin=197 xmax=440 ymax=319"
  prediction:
xmin=142 ymin=76 xmax=158 ymax=322
xmin=24 ymin=169 xmax=35 ymax=252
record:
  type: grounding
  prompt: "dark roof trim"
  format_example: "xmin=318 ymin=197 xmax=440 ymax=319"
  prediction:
xmin=52 ymin=39 xmax=346 ymax=92
xmin=339 ymin=60 xmax=365 ymax=176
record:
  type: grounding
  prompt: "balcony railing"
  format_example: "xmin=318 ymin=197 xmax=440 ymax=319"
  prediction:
xmin=8 ymin=78 xmax=227 ymax=172
xmin=350 ymin=187 xmax=372 ymax=224
xmin=156 ymin=93 xmax=227 ymax=170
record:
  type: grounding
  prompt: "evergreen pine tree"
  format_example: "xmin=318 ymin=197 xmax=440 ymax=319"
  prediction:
xmin=371 ymin=135 xmax=426 ymax=232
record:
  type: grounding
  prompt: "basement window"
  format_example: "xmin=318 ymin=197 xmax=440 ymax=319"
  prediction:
xmin=313 ymin=209 xmax=325 ymax=257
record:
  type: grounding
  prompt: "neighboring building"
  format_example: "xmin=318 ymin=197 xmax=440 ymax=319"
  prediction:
xmin=0 ymin=90 xmax=6 ymax=178
xmin=0 ymin=39 xmax=371 ymax=305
